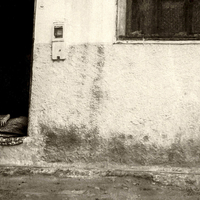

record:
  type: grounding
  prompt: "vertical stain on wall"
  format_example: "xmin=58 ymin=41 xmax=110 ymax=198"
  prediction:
xmin=89 ymin=45 xmax=105 ymax=127
xmin=75 ymin=44 xmax=89 ymax=104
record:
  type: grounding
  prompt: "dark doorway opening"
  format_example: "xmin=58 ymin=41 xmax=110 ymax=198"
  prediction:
xmin=0 ymin=0 xmax=35 ymax=137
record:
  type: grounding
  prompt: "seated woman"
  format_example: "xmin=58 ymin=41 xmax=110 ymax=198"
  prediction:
xmin=0 ymin=95 xmax=27 ymax=127
xmin=0 ymin=98 xmax=28 ymax=127
xmin=0 ymin=53 xmax=29 ymax=128
xmin=0 ymin=114 xmax=10 ymax=127
xmin=0 ymin=107 xmax=22 ymax=127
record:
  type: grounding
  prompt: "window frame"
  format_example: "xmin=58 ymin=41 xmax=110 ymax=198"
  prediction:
xmin=116 ymin=0 xmax=200 ymax=41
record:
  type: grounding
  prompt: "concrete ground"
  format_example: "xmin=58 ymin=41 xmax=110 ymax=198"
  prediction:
xmin=1 ymin=173 xmax=200 ymax=200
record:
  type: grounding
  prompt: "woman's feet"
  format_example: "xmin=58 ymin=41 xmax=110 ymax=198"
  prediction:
xmin=0 ymin=114 xmax=10 ymax=127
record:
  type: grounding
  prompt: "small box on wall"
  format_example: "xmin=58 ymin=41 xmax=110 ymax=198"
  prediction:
xmin=52 ymin=22 xmax=66 ymax=60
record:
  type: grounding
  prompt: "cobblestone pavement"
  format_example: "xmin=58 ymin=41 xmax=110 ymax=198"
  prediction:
xmin=0 ymin=174 xmax=200 ymax=200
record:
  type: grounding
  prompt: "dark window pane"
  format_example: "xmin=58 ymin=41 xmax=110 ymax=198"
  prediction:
xmin=159 ymin=1 xmax=185 ymax=37
xmin=125 ymin=0 xmax=200 ymax=39
xmin=192 ymin=1 xmax=200 ymax=34
xmin=127 ymin=0 xmax=156 ymax=37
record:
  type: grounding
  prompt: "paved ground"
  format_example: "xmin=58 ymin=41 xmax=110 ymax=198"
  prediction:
xmin=0 ymin=174 xmax=200 ymax=200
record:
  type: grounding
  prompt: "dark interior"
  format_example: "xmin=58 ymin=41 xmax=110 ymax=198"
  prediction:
xmin=0 ymin=0 xmax=34 ymax=119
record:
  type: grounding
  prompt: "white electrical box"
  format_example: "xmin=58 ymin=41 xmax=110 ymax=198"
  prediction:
xmin=52 ymin=22 xmax=66 ymax=60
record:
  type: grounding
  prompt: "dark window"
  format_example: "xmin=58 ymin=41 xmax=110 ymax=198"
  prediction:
xmin=118 ymin=0 xmax=200 ymax=40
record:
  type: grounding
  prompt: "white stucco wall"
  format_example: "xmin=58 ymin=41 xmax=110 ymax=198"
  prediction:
xmin=1 ymin=0 xmax=200 ymax=166
xmin=35 ymin=0 xmax=116 ymax=44
xmin=33 ymin=0 xmax=200 ymax=141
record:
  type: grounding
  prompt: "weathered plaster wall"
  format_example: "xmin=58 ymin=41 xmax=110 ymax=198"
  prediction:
xmin=1 ymin=0 xmax=200 ymax=167
xmin=30 ymin=43 xmax=200 ymax=166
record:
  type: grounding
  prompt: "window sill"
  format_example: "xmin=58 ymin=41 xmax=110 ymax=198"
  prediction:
xmin=114 ymin=39 xmax=200 ymax=45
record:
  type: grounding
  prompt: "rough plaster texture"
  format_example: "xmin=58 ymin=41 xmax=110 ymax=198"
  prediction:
xmin=1 ymin=0 xmax=200 ymax=167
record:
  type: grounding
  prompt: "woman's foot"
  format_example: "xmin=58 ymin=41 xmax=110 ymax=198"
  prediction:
xmin=0 ymin=114 xmax=10 ymax=127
